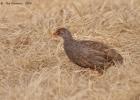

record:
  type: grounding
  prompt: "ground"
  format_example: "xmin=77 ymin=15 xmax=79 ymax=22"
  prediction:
xmin=0 ymin=0 xmax=140 ymax=100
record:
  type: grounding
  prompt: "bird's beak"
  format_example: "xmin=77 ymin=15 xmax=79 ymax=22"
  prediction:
xmin=52 ymin=32 xmax=58 ymax=38
xmin=53 ymin=32 xmax=58 ymax=36
xmin=52 ymin=32 xmax=59 ymax=41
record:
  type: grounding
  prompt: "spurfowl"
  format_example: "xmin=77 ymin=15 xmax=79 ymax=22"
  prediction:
xmin=53 ymin=28 xmax=123 ymax=74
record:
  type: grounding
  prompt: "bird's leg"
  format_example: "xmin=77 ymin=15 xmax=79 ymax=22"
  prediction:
xmin=96 ymin=67 xmax=104 ymax=75
xmin=91 ymin=66 xmax=104 ymax=76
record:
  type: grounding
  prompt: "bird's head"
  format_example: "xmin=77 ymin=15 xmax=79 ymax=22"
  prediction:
xmin=53 ymin=28 xmax=72 ymax=40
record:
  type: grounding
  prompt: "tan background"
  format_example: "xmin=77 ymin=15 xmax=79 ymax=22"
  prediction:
xmin=0 ymin=0 xmax=140 ymax=100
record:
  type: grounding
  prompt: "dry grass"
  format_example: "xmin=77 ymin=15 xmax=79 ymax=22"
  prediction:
xmin=0 ymin=0 xmax=140 ymax=100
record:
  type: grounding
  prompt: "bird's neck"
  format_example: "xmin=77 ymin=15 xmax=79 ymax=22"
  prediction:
xmin=63 ymin=37 xmax=74 ymax=45
xmin=63 ymin=33 xmax=73 ymax=42
xmin=64 ymin=36 xmax=73 ymax=41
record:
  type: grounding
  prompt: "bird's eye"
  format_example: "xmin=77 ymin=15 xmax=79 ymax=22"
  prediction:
xmin=60 ymin=30 xmax=64 ymax=34
xmin=57 ymin=31 xmax=60 ymax=35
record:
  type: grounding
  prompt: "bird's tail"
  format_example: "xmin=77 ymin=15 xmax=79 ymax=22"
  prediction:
xmin=105 ymin=49 xmax=123 ymax=64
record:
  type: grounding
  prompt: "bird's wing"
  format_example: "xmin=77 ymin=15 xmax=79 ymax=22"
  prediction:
xmin=78 ymin=40 xmax=109 ymax=51
xmin=78 ymin=40 xmax=123 ymax=62
xmin=75 ymin=46 xmax=107 ymax=67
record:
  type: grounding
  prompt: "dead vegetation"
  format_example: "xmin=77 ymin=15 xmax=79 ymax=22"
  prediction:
xmin=0 ymin=0 xmax=140 ymax=100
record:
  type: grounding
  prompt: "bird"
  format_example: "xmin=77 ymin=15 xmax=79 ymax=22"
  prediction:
xmin=53 ymin=28 xmax=123 ymax=74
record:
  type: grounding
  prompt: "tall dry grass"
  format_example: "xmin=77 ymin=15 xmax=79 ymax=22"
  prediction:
xmin=0 ymin=0 xmax=140 ymax=100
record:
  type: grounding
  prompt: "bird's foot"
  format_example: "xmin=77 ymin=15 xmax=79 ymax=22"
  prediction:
xmin=90 ymin=69 xmax=104 ymax=77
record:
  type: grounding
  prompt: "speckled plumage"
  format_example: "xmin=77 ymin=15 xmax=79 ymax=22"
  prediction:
xmin=53 ymin=28 xmax=123 ymax=74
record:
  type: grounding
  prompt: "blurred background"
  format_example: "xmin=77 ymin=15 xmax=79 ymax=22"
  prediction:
xmin=0 ymin=0 xmax=140 ymax=100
